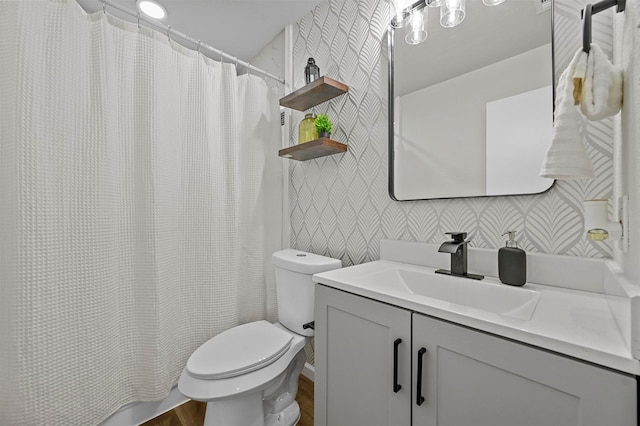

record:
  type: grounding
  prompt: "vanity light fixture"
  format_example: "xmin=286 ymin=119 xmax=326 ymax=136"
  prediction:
xmin=483 ymin=0 xmax=506 ymax=5
xmin=440 ymin=0 xmax=466 ymax=28
xmin=393 ymin=0 xmax=507 ymax=45
xmin=136 ymin=0 xmax=167 ymax=20
xmin=406 ymin=8 xmax=428 ymax=44
xmin=583 ymin=196 xmax=628 ymax=252
xmin=391 ymin=0 xmax=413 ymax=28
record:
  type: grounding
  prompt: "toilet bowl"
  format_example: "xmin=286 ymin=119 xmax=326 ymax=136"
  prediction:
xmin=178 ymin=249 xmax=341 ymax=426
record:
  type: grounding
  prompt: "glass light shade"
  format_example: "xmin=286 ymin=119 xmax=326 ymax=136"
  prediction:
xmin=391 ymin=0 xmax=412 ymax=28
xmin=137 ymin=0 xmax=167 ymax=20
xmin=440 ymin=0 xmax=465 ymax=28
xmin=405 ymin=9 xmax=428 ymax=45
xmin=483 ymin=0 xmax=506 ymax=5
xmin=427 ymin=0 xmax=445 ymax=7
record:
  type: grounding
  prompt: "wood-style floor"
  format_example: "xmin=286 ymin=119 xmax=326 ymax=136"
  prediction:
xmin=142 ymin=375 xmax=314 ymax=426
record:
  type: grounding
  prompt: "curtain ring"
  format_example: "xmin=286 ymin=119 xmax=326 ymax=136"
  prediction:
xmin=167 ymin=25 xmax=171 ymax=42
xmin=102 ymin=0 xmax=106 ymax=13
xmin=136 ymin=13 xmax=140 ymax=30
xmin=197 ymin=40 xmax=201 ymax=54
xmin=235 ymin=57 xmax=239 ymax=71
xmin=247 ymin=63 xmax=251 ymax=75
xmin=219 ymin=50 xmax=224 ymax=63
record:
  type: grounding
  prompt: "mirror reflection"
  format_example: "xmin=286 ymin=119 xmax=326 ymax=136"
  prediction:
xmin=389 ymin=0 xmax=555 ymax=200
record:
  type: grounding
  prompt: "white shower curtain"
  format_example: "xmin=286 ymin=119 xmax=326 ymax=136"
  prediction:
xmin=0 ymin=1 xmax=282 ymax=424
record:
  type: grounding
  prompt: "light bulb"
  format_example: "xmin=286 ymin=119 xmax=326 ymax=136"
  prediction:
xmin=391 ymin=0 xmax=412 ymax=28
xmin=405 ymin=8 xmax=427 ymax=45
xmin=440 ymin=0 xmax=465 ymax=28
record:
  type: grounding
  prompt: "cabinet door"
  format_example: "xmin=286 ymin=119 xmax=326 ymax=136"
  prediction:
xmin=315 ymin=285 xmax=412 ymax=426
xmin=412 ymin=313 xmax=637 ymax=426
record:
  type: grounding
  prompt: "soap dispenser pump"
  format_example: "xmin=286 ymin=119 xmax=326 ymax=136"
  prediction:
xmin=498 ymin=231 xmax=526 ymax=286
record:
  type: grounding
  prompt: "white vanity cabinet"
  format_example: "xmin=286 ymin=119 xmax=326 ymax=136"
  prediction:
xmin=412 ymin=313 xmax=636 ymax=426
xmin=314 ymin=283 xmax=412 ymax=426
xmin=315 ymin=285 xmax=637 ymax=426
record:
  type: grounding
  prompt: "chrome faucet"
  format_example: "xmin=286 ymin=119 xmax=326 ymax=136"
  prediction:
xmin=435 ymin=232 xmax=484 ymax=280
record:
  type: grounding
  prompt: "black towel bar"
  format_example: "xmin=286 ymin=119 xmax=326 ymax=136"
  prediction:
xmin=582 ymin=0 xmax=626 ymax=53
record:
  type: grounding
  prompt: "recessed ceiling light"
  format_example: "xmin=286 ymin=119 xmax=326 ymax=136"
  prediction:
xmin=136 ymin=0 xmax=167 ymax=20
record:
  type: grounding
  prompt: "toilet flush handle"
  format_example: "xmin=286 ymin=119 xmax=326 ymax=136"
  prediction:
xmin=302 ymin=321 xmax=315 ymax=330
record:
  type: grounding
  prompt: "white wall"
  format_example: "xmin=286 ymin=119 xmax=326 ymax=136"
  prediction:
xmin=249 ymin=30 xmax=286 ymax=92
xmin=617 ymin=1 xmax=640 ymax=282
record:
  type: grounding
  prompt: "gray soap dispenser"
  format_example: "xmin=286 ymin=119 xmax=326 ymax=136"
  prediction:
xmin=498 ymin=231 xmax=526 ymax=286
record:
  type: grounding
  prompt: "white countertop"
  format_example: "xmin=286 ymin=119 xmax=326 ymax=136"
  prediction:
xmin=313 ymin=259 xmax=640 ymax=376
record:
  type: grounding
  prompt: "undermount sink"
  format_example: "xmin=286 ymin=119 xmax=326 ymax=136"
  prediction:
xmin=356 ymin=266 xmax=541 ymax=321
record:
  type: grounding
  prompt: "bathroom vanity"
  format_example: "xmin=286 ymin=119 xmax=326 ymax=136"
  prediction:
xmin=313 ymin=240 xmax=639 ymax=426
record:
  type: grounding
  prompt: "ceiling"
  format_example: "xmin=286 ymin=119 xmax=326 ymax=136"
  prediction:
xmin=75 ymin=0 xmax=323 ymax=62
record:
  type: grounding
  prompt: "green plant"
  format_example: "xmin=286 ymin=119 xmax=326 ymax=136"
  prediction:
xmin=314 ymin=114 xmax=333 ymax=134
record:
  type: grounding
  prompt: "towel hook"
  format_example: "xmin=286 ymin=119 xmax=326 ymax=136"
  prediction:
xmin=582 ymin=0 xmax=626 ymax=53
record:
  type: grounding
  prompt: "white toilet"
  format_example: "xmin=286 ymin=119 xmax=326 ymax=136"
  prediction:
xmin=178 ymin=249 xmax=341 ymax=426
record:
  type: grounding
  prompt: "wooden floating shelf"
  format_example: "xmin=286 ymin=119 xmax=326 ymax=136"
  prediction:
xmin=279 ymin=138 xmax=347 ymax=161
xmin=279 ymin=76 xmax=349 ymax=111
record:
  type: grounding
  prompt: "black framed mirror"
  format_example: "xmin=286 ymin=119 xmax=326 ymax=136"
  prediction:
xmin=388 ymin=0 xmax=555 ymax=201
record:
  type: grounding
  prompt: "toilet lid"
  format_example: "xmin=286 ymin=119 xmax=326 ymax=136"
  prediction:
xmin=186 ymin=321 xmax=294 ymax=380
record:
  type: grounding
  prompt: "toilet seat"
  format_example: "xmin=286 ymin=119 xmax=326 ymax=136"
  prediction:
xmin=186 ymin=320 xmax=293 ymax=380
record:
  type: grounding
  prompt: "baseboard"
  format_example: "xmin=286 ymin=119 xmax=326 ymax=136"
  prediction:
xmin=100 ymin=385 xmax=189 ymax=426
xmin=302 ymin=362 xmax=315 ymax=382
xmin=102 ymin=364 xmax=314 ymax=425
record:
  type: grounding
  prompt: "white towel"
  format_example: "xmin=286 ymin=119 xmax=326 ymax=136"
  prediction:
xmin=580 ymin=43 xmax=623 ymax=120
xmin=539 ymin=48 xmax=595 ymax=179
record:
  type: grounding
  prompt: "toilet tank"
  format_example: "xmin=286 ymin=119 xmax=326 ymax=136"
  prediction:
xmin=272 ymin=249 xmax=341 ymax=337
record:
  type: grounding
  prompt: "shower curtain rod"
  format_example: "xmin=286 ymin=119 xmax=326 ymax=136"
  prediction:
xmin=97 ymin=0 xmax=285 ymax=85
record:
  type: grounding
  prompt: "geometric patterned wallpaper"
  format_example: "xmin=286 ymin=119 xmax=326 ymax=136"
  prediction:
xmin=289 ymin=0 xmax=616 ymax=267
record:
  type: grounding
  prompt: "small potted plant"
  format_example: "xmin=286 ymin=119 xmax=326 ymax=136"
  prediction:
xmin=314 ymin=114 xmax=333 ymax=139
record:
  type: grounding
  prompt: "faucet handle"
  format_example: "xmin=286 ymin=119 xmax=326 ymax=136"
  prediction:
xmin=445 ymin=232 xmax=467 ymax=243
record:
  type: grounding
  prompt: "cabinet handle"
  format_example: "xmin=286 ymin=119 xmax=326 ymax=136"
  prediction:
xmin=393 ymin=338 xmax=402 ymax=393
xmin=416 ymin=347 xmax=427 ymax=406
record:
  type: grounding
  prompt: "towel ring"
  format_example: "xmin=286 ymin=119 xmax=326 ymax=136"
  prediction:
xmin=582 ymin=0 xmax=626 ymax=53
